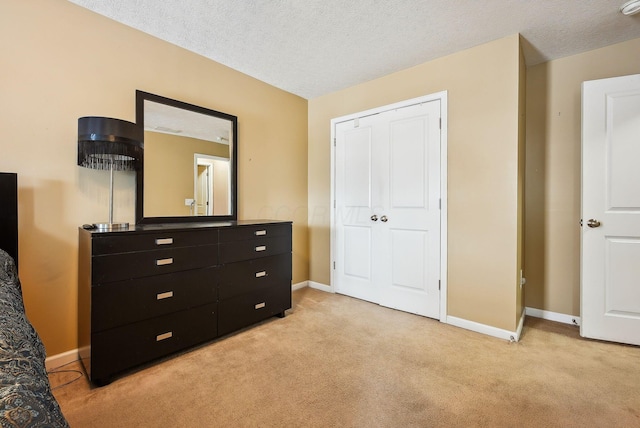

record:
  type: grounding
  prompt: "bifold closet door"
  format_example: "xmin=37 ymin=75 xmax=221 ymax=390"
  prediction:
xmin=334 ymin=100 xmax=441 ymax=319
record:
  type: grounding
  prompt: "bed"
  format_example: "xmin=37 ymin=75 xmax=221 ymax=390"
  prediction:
xmin=0 ymin=172 xmax=69 ymax=427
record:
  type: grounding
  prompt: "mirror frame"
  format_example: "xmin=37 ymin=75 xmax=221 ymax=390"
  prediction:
xmin=135 ymin=90 xmax=238 ymax=224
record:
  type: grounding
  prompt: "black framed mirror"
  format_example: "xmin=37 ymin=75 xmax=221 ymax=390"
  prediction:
xmin=135 ymin=90 xmax=238 ymax=224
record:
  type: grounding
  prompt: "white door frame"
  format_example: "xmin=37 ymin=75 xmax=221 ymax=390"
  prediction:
xmin=330 ymin=91 xmax=448 ymax=322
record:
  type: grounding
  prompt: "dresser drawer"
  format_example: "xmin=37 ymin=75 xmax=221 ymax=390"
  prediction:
xmin=218 ymin=286 xmax=291 ymax=336
xmin=90 ymin=303 xmax=217 ymax=382
xmin=219 ymin=223 xmax=290 ymax=242
xmin=92 ymin=245 xmax=218 ymax=283
xmin=92 ymin=229 xmax=218 ymax=255
xmin=219 ymin=236 xmax=291 ymax=264
xmin=219 ymin=254 xmax=291 ymax=300
xmin=92 ymin=267 xmax=217 ymax=332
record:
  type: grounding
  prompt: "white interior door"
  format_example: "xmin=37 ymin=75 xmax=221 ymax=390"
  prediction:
xmin=334 ymin=117 xmax=379 ymax=304
xmin=377 ymin=103 xmax=441 ymax=317
xmin=334 ymin=98 xmax=442 ymax=319
xmin=196 ymin=164 xmax=210 ymax=216
xmin=581 ymin=73 xmax=640 ymax=346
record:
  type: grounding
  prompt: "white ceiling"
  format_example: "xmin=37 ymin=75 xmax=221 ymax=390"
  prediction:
xmin=144 ymin=99 xmax=231 ymax=143
xmin=68 ymin=0 xmax=640 ymax=99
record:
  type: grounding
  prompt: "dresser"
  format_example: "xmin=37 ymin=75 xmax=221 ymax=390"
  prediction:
xmin=78 ymin=220 xmax=292 ymax=385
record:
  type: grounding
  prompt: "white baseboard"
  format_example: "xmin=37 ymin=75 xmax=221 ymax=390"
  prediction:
xmin=45 ymin=349 xmax=79 ymax=371
xmin=293 ymin=281 xmax=333 ymax=292
xmin=292 ymin=281 xmax=308 ymax=291
xmin=525 ymin=307 xmax=580 ymax=326
xmin=308 ymin=281 xmax=332 ymax=293
xmin=446 ymin=316 xmax=522 ymax=342
xmin=44 ymin=294 xmax=540 ymax=371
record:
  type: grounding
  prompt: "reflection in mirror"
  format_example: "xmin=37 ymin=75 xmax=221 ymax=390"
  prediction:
xmin=135 ymin=91 xmax=237 ymax=223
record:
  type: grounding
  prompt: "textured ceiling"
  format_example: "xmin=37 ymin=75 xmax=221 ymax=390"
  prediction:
xmin=144 ymin=100 xmax=231 ymax=143
xmin=68 ymin=0 xmax=640 ymax=99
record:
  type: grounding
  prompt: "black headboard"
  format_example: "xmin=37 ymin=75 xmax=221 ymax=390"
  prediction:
xmin=0 ymin=172 xmax=18 ymax=268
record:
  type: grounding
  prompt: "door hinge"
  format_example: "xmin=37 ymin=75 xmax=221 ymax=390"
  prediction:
xmin=334 ymin=138 xmax=336 ymax=147
xmin=439 ymin=117 xmax=442 ymax=129
xmin=439 ymin=280 xmax=441 ymax=290
xmin=333 ymin=261 xmax=336 ymax=270
xmin=334 ymin=199 xmax=336 ymax=208
xmin=439 ymin=198 xmax=441 ymax=209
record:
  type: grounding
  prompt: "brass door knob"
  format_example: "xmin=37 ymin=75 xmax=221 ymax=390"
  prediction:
xmin=587 ymin=219 xmax=601 ymax=228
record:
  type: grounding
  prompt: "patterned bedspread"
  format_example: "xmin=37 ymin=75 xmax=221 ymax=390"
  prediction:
xmin=0 ymin=249 xmax=68 ymax=427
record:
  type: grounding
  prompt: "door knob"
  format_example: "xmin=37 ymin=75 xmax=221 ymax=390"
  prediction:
xmin=371 ymin=215 xmax=378 ymax=222
xmin=381 ymin=215 xmax=388 ymax=222
xmin=587 ymin=219 xmax=601 ymax=228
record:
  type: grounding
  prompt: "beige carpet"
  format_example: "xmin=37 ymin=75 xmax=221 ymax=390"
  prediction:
xmin=51 ymin=287 xmax=640 ymax=427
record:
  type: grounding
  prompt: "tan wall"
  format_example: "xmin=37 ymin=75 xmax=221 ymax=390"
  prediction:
xmin=309 ymin=35 xmax=522 ymax=331
xmin=516 ymin=42 xmax=527 ymax=325
xmin=144 ymin=131 xmax=229 ymax=217
xmin=524 ymin=37 xmax=640 ymax=316
xmin=0 ymin=0 xmax=308 ymax=356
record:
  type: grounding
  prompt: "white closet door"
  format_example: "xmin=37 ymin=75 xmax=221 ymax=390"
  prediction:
xmin=334 ymin=117 xmax=379 ymax=304
xmin=377 ymin=102 xmax=441 ymax=318
xmin=334 ymin=99 xmax=441 ymax=319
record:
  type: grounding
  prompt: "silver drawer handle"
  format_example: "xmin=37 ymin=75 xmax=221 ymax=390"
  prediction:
xmin=155 ymin=238 xmax=173 ymax=245
xmin=255 ymin=230 xmax=267 ymax=236
xmin=156 ymin=258 xmax=174 ymax=266
xmin=255 ymin=245 xmax=267 ymax=252
xmin=255 ymin=302 xmax=266 ymax=309
xmin=157 ymin=291 xmax=174 ymax=300
xmin=156 ymin=332 xmax=173 ymax=341
xmin=255 ymin=271 xmax=267 ymax=278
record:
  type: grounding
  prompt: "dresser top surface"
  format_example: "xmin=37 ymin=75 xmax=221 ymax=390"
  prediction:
xmin=80 ymin=219 xmax=292 ymax=235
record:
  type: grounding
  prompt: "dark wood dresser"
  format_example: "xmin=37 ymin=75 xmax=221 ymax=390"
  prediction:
xmin=78 ymin=220 xmax=292 ymax=385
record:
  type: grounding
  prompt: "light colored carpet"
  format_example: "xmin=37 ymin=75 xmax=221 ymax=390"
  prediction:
xmin=51 ymin=287 xmax=640 ymax=427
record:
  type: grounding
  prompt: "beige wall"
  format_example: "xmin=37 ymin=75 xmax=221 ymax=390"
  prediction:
xmin=524 ymin=37 xmax=640 ymax=316
xmin=211 ymin=160 xmax=230 ymax=215
xmin=516 ymin=43 xmax=527 ymax=325
xmin=0 ymin=0 xmax=308 ymax=356
xmin=309 ymin=35 xmax=523 ymax=331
